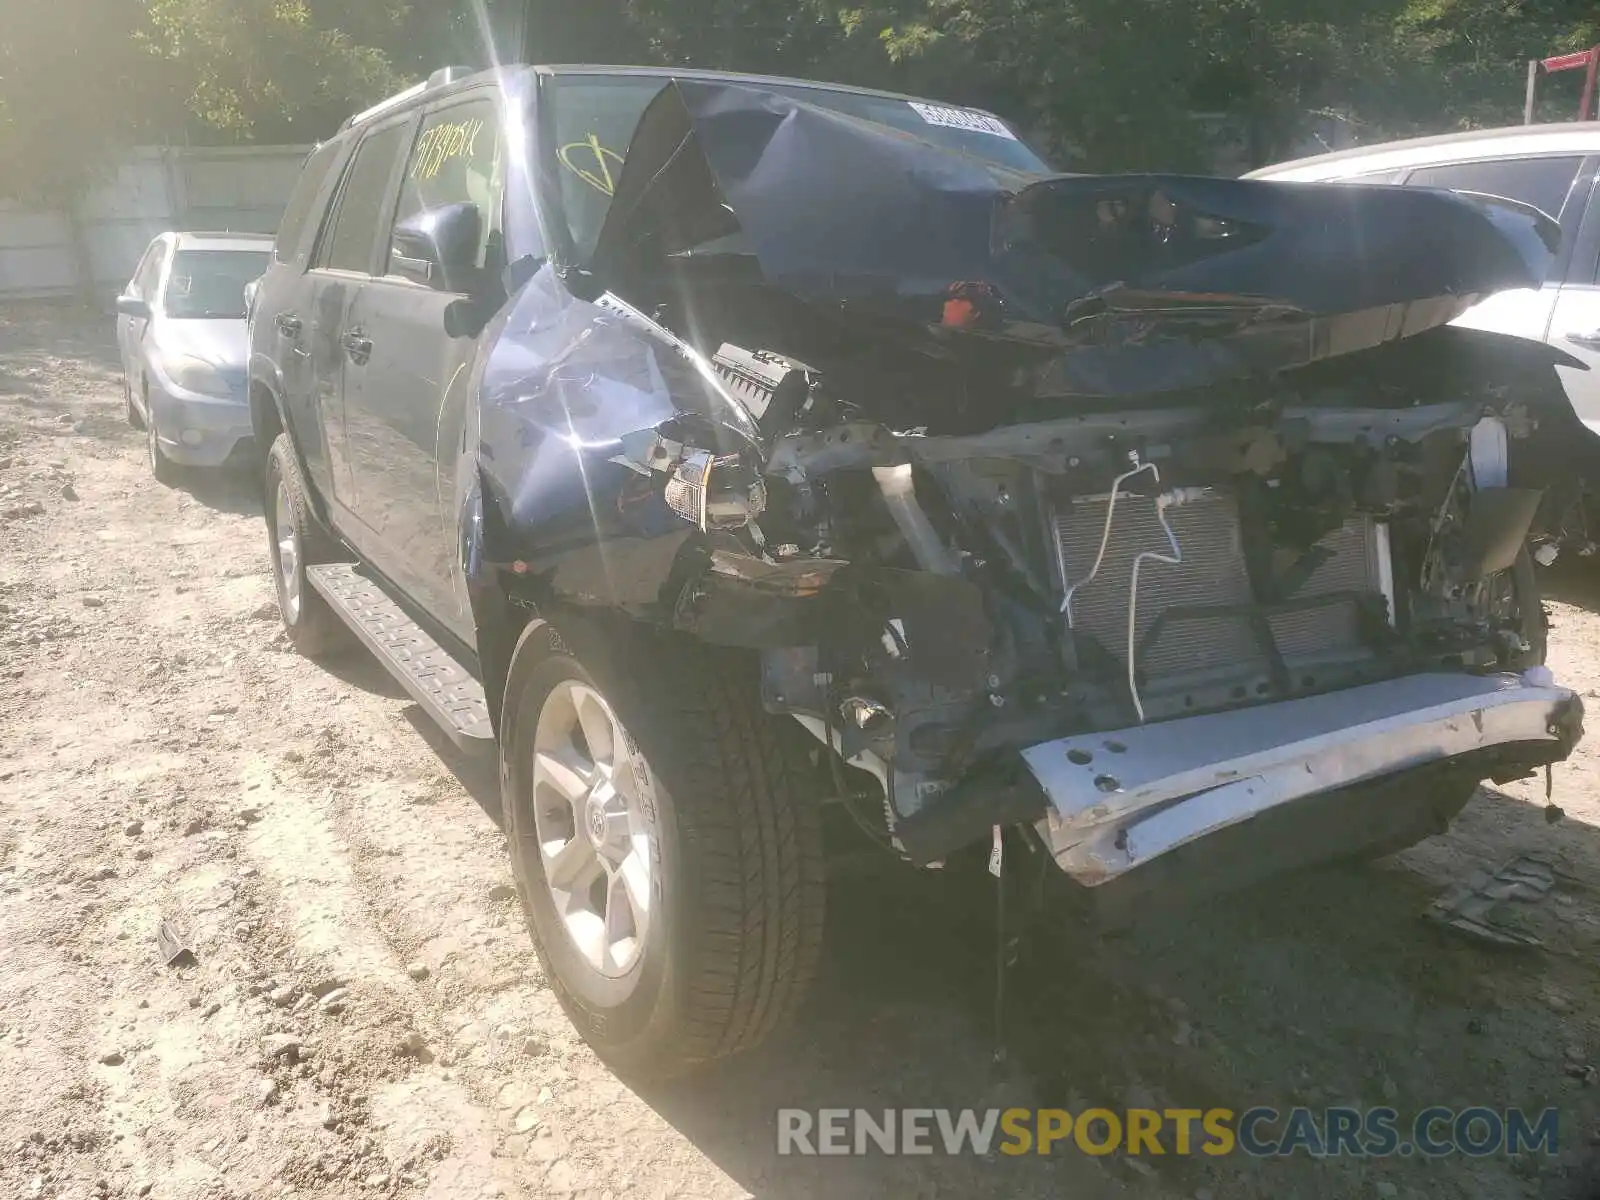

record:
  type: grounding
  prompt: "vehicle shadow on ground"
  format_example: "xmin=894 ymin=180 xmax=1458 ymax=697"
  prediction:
xmin=639 ymin=785 xmax=1600 ymax=1200
xmin=306 ymin=642 xmax=505 ymax=823
xmin=174 ymin=466 xmax=262 ymax=517
xmin=400 ymin=708 xmax=503 ymax=823
xmin=1540 ymin=558 xmax=1600 ymax=612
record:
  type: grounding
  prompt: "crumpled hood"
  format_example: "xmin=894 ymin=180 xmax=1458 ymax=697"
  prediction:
xmin=590 ymin=80 xmax=1563 ymax=394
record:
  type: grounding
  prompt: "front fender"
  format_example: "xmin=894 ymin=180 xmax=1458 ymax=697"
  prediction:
xmin=472 ymin=263 xmax=757 ymax=623
xmin=247 ymin=357 xmax=335 ymax=528
xmin=248 ymin=351 xmax=289 ymax=443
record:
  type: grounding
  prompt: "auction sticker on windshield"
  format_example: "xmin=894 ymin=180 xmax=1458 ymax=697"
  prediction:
xmin=908 ymin=101 xmax=1017 ymax=140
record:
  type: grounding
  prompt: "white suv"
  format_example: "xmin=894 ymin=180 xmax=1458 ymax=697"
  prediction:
xmin=1251 ymin=125 xmax=1600 ymax=447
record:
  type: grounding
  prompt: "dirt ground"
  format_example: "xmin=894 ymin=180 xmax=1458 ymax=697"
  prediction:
xmin=7 ymin=304 xmax=1600 ymax=1200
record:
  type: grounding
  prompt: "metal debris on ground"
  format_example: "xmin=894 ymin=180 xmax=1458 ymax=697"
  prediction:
xmin=1427 ymin=855 xmax=1558 ymax=948
xmin=156 ymin=918 xmax=196 ymax=967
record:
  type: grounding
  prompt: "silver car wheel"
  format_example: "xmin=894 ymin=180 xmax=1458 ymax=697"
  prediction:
xmin=531 ymin=680 xmax=657 ymax=982
xmin=274 ymin=479 xmax=301 ymax=624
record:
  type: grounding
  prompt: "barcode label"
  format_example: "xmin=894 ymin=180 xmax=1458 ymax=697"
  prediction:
xmin=909 ymin=102 xmax=1018 ymax=140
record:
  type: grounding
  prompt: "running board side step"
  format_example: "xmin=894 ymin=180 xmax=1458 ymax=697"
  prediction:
xmin=306 ymin=563 xmax=495 ymax=754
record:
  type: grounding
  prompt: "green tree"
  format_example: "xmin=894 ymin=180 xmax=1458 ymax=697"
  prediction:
xmin=142 ymin=0 xmax=406 ymax=143
xmin=0 ymin=0 xmax=178 ymax=203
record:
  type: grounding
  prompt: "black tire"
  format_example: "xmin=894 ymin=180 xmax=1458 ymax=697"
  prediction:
xmin=263 ymin=432 xmax=345 ymax=657
xmin=146 ymin=397 xmax=180 ymax=487
xmin=500 ymin=617 xmax=826 ymax=1079
xmin=125 ymin=377 xmax=145 ymax=430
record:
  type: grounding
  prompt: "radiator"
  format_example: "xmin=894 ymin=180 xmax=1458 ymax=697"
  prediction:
xmin=1051 ymin=490 xmax=1383 ymax=687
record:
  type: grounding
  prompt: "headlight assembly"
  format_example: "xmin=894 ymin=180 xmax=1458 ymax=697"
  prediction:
xmin=165 ymin=355 xmax=230 ymax=397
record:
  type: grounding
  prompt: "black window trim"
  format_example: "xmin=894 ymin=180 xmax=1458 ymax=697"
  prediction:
xmin=308 ymin=110 xmax=419 ymax=279
xmin=275 ymin=140 xmax=349 ymax=266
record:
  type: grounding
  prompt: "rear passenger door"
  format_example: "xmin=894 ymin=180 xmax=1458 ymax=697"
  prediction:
xmin=342 ymin=94 xmax=504 ymax=638
xmin=260 ymin=139 xmax=348 ymax=499
xmin=1402 ymin=154 xmax=1590 ymax=341
xmin=301 ymin=114 xmax=413 ymax=539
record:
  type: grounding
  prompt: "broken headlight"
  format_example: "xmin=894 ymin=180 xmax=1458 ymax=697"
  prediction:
xmin=664 ymin=451 xmax=768 ymax=531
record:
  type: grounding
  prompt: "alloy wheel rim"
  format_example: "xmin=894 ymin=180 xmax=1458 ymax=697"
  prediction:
xmin=530 ymin=680 xmax=657 ymax=980
xmin=274 ymin=480 xmax=301 ymax=622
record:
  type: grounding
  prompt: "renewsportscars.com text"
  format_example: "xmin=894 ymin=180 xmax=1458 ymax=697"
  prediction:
xmin=776 ymin=1106 xmax=1559 ymax=1158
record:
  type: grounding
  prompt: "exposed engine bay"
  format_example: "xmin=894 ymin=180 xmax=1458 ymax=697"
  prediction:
xmin=607 ymin=328 xmax=1576 ymax=883
xmin=479 ymin=79 xmax=1586 ymax=890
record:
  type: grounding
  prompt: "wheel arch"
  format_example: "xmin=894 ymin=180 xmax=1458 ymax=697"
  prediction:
xmin=250 ymin=368 xmax=334 ymax=529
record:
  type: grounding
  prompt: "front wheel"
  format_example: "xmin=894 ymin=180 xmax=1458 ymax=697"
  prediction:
xmin=146 ymin=400 xmax=180 ymax=486
xmin=125 ymin=377 xmax=145 ymax=430
xmin=500 ymin=619 xmax=826 ymax=1079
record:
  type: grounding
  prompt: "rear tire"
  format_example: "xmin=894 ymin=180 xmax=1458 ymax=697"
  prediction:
xmin=263 ymin=433 xmax=345 ymax=657
xmin=500 ymin=618 xmax=826 ymax=1079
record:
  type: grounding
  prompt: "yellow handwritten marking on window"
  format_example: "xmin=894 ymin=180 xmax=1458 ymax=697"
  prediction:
xmin=559 ymin=133 xmax=625 ymax=197
xmin=412 ymin=118 xmax=487 ymax=182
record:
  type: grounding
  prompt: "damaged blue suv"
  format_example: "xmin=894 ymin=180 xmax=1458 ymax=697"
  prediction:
xmin=250 ymin=63 xmax=1585 ymax=1077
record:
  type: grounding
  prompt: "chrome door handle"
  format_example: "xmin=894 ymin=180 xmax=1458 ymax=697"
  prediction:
xmin=1566 ymin=329 xmax=1600 ymax=349
xmin=275 ymin=313 xmax=302 ymax=336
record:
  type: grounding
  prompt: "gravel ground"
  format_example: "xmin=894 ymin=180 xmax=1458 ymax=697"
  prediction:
xmin=5 ymin=303 xmax=1600 ymax=1200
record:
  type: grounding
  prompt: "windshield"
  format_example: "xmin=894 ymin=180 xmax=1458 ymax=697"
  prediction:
xmin=547 ymin=75 xmax=1050 ymax=258
xmin=162 ymin=249 xmax=271 ymax=320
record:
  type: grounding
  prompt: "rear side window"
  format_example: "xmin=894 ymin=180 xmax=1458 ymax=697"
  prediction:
xmin=275 ymin=141 xmax=344 ymax=263
xmin=1407 ymin=155 xmax=1584 ymax=219
xmin=389 ymin=98 xmax=504 ymax=284
xmin=315 ymin=122 xmax=409 ymax=274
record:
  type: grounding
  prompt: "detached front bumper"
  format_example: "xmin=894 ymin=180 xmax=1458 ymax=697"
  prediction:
xmin=1019 ymin=671 xmax=1581 ymax=887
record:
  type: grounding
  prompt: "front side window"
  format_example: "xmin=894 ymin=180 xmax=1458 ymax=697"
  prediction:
xmin=162 ymin=249 xmax=272 ymax=320
xmin=316 ymin=121 xmax=409 ymax=273
xmin=132 ymin=241 xmax=166 ymax=297
xmin=1407 ymin=155 xmax=1584 ymax=220
xmin=546 ymin=75 xmax=1049 ymax=259
xmin=389 ymin=98 xmax=504 ymax=286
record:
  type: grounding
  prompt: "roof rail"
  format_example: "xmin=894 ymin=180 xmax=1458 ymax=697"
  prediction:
xmin=340 ymin=65 xmax=482 ymax=132
xmin=343 ymin=81 xmax=429 ymax=131
xmin=428 ymin=66 xmax=476 ymax=87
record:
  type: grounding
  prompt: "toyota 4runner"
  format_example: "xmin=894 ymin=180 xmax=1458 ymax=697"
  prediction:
xmin=250 ymin=63 xmax=1585 ymax=1077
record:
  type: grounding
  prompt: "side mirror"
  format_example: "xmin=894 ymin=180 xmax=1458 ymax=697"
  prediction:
xmin=243 ymin=277 xmax=262 ymax=319
xmin=115 ymin=295 xmax=152 ymax=320
xmin=391 ymin=202 xmax=483 ymax=293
